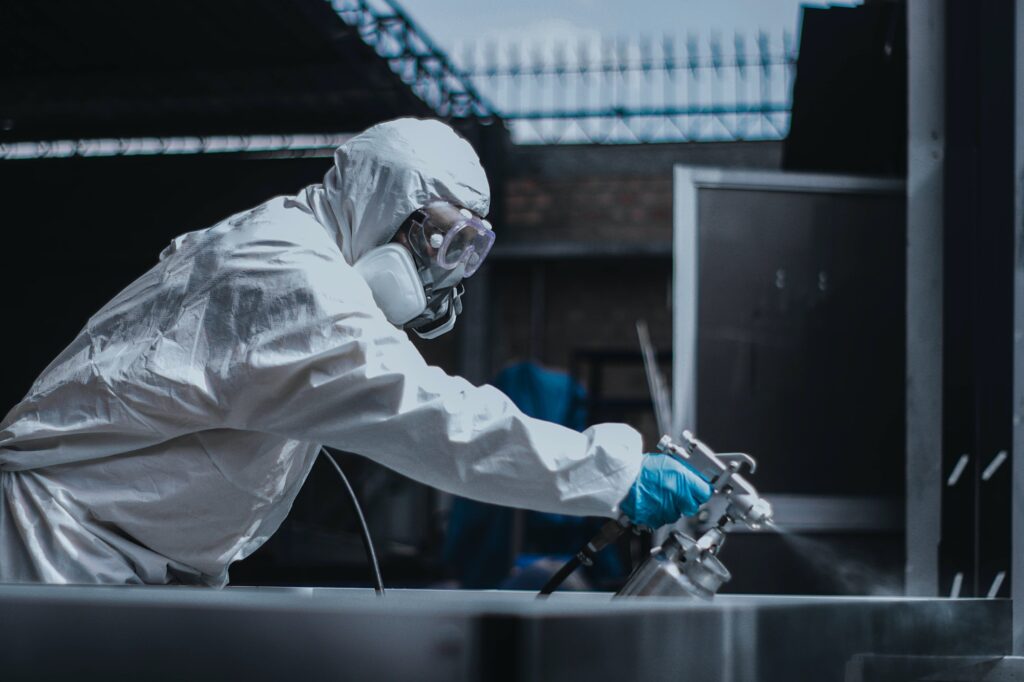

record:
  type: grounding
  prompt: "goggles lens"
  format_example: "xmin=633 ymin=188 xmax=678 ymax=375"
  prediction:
xmin=413 ymin=201 xmax=495 ymax=277
xmin=437 ymin=221 xmax=495 ymax=276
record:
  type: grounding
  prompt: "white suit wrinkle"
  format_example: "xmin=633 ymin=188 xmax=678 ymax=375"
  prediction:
xmin=0 ymin=118 xmax=642 ymax=585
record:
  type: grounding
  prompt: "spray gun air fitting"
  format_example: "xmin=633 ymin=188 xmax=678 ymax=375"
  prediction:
xmin=616 ymin=431 xmax=773 ymax=600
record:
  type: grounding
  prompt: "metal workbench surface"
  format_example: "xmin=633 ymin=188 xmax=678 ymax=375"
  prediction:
xmin=0 ymin=585 xmax=1010 ymax=681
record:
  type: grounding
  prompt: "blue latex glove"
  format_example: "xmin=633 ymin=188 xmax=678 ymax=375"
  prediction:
xmin=619 ymin=453 xmax=713 ymax=529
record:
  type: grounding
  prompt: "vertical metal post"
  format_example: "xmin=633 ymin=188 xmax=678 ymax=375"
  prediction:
xmin=1012 ymin=0 xmax=1024 ymax=655
xmin=672 ymin=167 xmax=699 ymax=436
xmin=904 ymin=0 xmax=945 ymax=597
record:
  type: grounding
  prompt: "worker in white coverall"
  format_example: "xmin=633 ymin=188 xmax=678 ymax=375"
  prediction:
xmin=0 ymin=118 xmax=711 ymax=585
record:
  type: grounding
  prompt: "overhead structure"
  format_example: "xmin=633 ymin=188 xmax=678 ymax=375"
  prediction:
xmin=334 ymin=0 xmax=495 ymax=121
xmin=456 ymin=32 xmax=797 ymax=144
xmin=0 ymin=0 xmax=497 ymax=145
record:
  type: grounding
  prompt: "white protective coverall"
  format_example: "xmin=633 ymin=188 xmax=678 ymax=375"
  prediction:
xmin=0 ymin=118 xmax=642 ymax=585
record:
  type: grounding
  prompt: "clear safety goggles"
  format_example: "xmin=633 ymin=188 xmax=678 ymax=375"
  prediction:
xmin=408 ymin=201 xmax=495 ymax=278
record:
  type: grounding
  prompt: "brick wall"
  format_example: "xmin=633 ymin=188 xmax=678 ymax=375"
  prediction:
xmin=506 ymin=175 xmax=673 ymax=243
xmin=503 ymin=141 xmax=782 ymax=243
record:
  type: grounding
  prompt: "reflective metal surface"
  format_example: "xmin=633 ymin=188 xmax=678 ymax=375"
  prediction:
xmin=0 ymin=585 xmax=1009 ymax=681
xmin=617 ymin=530 xmax=732 ymax=599
xmin=846 ymin=654 xmax=1024 ymax=681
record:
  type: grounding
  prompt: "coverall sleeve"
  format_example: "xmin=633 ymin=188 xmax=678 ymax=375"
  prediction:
xmin=221 ymin=247 xmax=643 ymax=518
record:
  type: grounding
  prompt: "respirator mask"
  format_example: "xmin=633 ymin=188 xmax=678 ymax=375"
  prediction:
xmin=354 ymin=201 xmax=494 ymax=339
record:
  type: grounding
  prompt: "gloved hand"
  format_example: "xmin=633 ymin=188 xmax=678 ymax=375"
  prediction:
xmin=619 ymin=453 xmax=713 ymax=529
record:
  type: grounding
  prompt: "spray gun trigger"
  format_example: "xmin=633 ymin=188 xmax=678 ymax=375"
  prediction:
xmin=718 ymin=452 xmax=757 ymax=475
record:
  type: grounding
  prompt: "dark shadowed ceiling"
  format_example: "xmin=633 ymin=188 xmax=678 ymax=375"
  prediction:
xmin=0 ymin=0 xmax=441 ymax=140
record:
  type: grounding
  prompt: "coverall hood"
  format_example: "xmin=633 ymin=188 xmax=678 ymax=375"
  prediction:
xmin=302 ymin=117 xmax=491 ymax=265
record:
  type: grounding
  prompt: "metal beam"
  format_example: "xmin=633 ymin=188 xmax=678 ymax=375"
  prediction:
xmin=1013 ymin=0 xmax=1024 ymax=656
xmin=332 ymin=0 xmax=496 ymax=120
xmin=846 ymin=654 xmax=1021 ymax=682
xmin=904 ymin=0 xmax=945 ymax=598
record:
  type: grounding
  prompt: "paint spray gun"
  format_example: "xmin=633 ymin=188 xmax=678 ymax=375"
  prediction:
xmin=616 ymin=431 xmax=773 ymax=599
xmin=577 ymin=322 xmax=774 ymax=599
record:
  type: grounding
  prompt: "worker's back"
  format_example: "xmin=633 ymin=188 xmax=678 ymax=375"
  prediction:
xmin=0 ymin=196 xmax=343 ymax=585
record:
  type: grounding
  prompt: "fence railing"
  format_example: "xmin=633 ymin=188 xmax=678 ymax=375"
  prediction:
xmin=455 ymin=32 xmax=798 ymax=144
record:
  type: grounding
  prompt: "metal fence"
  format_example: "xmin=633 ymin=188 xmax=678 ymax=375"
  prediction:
xmin=455 ymin=32 xmax=798 ymax=144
